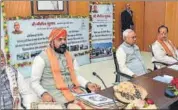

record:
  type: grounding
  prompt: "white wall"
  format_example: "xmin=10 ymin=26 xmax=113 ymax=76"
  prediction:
xmin=78 ymin=59 xmax=116 ymax=89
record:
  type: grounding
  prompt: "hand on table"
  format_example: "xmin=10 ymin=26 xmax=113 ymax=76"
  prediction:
xmin=41 ymin=92 xmax=56 ymax=102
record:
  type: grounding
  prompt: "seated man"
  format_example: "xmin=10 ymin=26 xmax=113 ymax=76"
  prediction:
xmin=152 ymin=25 xmax=178 ymax=69
xmin=0 ymin=49 xmax=31 ymax=109
xmin=31 ymin=28 xmax=101 ymax=109
xmin=116 ymin=29 xmax=147 ymax=79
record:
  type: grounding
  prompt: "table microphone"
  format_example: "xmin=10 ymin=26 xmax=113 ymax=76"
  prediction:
xmin=92 ymin=72 xmax=119 ymax=109
xmin=92 ymin=72 xmax=107 ymax=89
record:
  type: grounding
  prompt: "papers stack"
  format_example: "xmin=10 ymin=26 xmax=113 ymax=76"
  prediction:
xmin=168 ymin=65 xmax=178 ymax=71
xmin=153 ymin=75 xmax=173 ymax=84
xmin=76 ymin=93 xmax=125 ymax=109
xmin=31 ymin=102 xmax=63 ymax=109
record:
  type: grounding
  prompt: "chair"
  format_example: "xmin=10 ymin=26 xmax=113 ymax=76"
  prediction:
xmin=113 ymin=51 xmax=132 ymax=82
xmin=149 ymin=44 xmax=169 ymax=70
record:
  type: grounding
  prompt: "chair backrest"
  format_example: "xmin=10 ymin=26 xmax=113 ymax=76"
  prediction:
xmin=149 ymin=44 xmax=157 ymax=70
xmin=113 ymin=51 xmax=120 ymax=73
xmin=149 ymin=44 xmax=168 ymax=70
xmin=113 ymin=51 xmax=120 ymax=82
xmin=149 ymin=44 xmax=154 ymax=56
xmin=113 ymin=51 xmax=133 ymax=82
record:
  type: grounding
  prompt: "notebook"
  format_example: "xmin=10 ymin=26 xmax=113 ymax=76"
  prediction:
xmin=153 ymin=75 xmax=173 ymax=84
xmin=168 ymin=65 xmax=178 ymax=71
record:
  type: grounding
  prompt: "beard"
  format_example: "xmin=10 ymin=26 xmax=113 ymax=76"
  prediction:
xmin=54 ymin=44 xmax=67 ymax=54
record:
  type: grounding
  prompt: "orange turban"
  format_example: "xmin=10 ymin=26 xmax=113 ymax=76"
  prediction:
xmin=48 ymin=28 xmax=67 ymax=42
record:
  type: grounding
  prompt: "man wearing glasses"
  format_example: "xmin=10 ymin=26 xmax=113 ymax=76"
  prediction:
xmin=116 ymin=29 xmax=147 ymax=80
xmin=152 ymin=25 xmax=178 ymax=69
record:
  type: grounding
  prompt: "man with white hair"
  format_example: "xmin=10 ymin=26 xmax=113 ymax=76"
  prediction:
xmin=116 ymin=29 xmax=147 ymax=79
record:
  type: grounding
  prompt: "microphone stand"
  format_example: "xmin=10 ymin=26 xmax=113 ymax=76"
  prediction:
xmin=93 ymin=72 xmax=107 ymax=89
xmin=92 ymin=72 xmax=121 ymax=109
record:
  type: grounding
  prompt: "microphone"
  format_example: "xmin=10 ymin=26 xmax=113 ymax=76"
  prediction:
xmin=92 ymin=72 xmax=107 ymax=89
xmin=92 ymin=72 xmax=120 ymax=109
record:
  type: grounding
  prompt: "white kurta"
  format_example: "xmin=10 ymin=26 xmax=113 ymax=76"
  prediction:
xmin=5 ymin=66 xmax=32 ymax=109
xmin=116 ymin=47 xmax=134 ymax=76
xmin=116 ymin=42 xmax=147 ymax=77
xmin=152 ymin=40 xmax=178 ymax=69
xmin=31 ymin=55 xmax=89 ymax=98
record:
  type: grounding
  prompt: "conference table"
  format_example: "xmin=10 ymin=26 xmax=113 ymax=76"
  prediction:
xmin=97 ymin=65 xmax=178 ymax=109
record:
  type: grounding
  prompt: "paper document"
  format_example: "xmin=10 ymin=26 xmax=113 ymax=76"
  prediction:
xmin=77 ymin=93 xmax=116 ymax=107
xmin=153 ymin=75 xmax=173 ymax=84
xmin=168 ymin=65 xmax=178 ymax=71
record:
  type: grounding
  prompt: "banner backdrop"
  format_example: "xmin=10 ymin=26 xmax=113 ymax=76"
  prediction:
xmin=1 ymin=9 xmax=4 ymax=38
xmin=90 ymin=4 xmax=113 ymax=63
xmin=1 ymin=8 xmax=5 ymax=57
xmin=6 ymin=18 xmax=90 ymax=77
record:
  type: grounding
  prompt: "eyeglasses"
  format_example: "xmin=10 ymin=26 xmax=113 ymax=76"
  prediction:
xmin=129 ymin=36 xmax=136 ymax=39
xmin=160 ymin=32 xmax=167 ymax=36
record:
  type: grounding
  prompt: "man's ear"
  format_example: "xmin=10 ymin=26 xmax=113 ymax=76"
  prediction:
xmin=123 ymin=37 xmax=126 ymax=41
xmin=50 ymin=41 xmax=54 ymax=48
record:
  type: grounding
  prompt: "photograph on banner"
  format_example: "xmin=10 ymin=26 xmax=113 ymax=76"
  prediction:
xmin=6 ymin=18 xmax=90 ymax=77
xmin=90 ymin=4 xmax=113 ymax=63
xmin=12 ymin=21 xmax=23 ymax=34
xmin=91 ymin=4 xmax=113 ymax=22
xmin=91 ymin=42 xmax=113 ymax=63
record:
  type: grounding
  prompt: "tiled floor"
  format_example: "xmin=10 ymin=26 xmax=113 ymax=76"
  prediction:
xmin=78 ymin=51 xmax=153 ymax=89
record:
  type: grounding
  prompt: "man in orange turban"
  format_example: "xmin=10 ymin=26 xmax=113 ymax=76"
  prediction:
xmin=31 ymin=28 xmax=101 ymax=109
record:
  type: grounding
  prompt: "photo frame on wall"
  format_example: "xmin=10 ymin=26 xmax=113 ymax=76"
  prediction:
xmin=32 ymin=0 xmax=68 ymax=15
